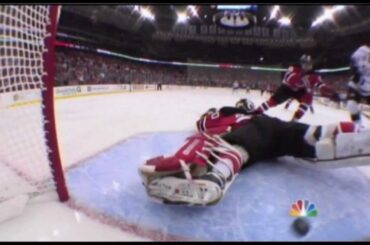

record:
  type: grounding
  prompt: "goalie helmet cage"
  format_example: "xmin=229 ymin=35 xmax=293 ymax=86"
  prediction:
xmin=0 ymin=5 xmax=69 ymax=208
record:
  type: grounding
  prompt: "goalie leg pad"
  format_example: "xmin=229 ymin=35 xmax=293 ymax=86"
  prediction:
xmin=315 ymin=138 xmax=335 ymax=160
xmin=335 ymin=130 xmax=370 ymax=158
xmin=138 ymin=133 xmax=214 ymax=185
xmin=315 ymin=130 xmax=370 ymax=160
xmin=141 ymin=134 xmax=249 ymax=206
xmin=146 ymin=176 xmax=223 ymax=206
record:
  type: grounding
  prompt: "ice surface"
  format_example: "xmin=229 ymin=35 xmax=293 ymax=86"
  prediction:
xmin=67 ymin=131 xmax=370 ymax=241
xmin=0 ymin=88 xmax=369 ymax=241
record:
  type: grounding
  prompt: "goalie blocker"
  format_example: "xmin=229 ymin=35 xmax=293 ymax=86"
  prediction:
xmin=139 ymin=112 xmax=370 ymax=206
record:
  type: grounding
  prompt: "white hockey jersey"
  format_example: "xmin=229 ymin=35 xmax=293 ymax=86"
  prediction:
xmin=349 ymin=45 xmax=370 ymax=96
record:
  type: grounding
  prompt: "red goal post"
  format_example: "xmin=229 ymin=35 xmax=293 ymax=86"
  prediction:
xmin=0 ymin=5 xmax=69 ymax=221
xmin=42 ymin=5 xmax=69 ymax=202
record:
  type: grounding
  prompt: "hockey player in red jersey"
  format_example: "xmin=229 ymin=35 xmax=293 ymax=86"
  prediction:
xmin=139 ymin=98 xmax=370 ymax=206
xmin=284 ymin=96 xmax=314 ymax=114
xmin=254 ymin=55 xmax=339 ymax=121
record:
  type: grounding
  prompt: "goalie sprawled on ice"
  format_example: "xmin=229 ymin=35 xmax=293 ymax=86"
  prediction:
xmin=139 ymin=98 xmax=370 ymax=206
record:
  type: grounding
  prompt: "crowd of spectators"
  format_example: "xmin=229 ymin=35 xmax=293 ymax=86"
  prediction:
xmin=55 ymin=49 xmax=286 ymax=89
xmin=55 ymin=48 xmax=350 ymax=93
xmin=56 ymin=49 xmax=186 ymax=86
xmin=321 ymin=73 xmax=350 ymax=94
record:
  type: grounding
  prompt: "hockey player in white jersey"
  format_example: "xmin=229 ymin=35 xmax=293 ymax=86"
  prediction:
xmin=232 ymin=81 xmax=240 ymax=93
xmin=347 ymin=45 xmax=370 ymax=126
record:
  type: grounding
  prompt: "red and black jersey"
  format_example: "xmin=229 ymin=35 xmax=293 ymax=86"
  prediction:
xmin=196 ymin=107 xmax=252 ymax=134
xmin=282 ymin=66 xmax=329 ymax=95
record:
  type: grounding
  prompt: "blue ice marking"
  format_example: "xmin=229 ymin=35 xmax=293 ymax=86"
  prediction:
xmin=67 ymin=131 xmax=370 ymax=241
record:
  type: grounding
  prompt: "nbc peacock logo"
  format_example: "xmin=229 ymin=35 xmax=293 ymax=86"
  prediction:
xmin=290 ymin=199 xmax=318 ymax=217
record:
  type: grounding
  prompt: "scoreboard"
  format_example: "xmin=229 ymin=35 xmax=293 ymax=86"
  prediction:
xmin=212 ymin=5 xmax=258 ymax=29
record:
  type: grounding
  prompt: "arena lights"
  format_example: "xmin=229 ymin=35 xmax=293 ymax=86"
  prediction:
xmin=278 ymin=16 xmax=291 ymax=26
xmin=177 ymin=12 xmax=189 ymax=23
xmin=312 ymin=8 xmax=333 ymax=27
xmin=311 ymin=5 xmax=346 ymax=27
xmin=141 ymin=7 xmax=155 ymax=21
xmin=135 ymin=6 xmax=155 ymax=21
xmin=270 ymin=5 xmax=280 ymax=20
xmin=269 ymin=6 xmax=292 ymax=26
xmin=333 ymin=5 xmax=346 ymax=12
xmin=187 ymin=5 xmax=198 ymax=17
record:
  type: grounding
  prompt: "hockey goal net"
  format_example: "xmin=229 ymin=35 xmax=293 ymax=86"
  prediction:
xmin=0 ymin=5 xmax=68 ymax=221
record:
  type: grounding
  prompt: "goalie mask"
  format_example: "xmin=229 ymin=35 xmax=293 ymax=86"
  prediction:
xmin=235 ymin=98 xmax=255 ymax=114
xmin=205 ymin=107 xmax=217 ymax=115
xmin=200 ymin=107 xmax=217 ymax=118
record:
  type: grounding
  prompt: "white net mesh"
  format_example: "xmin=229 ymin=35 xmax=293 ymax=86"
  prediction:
xmin=0 ymin=6 xmax=59 ymax=205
